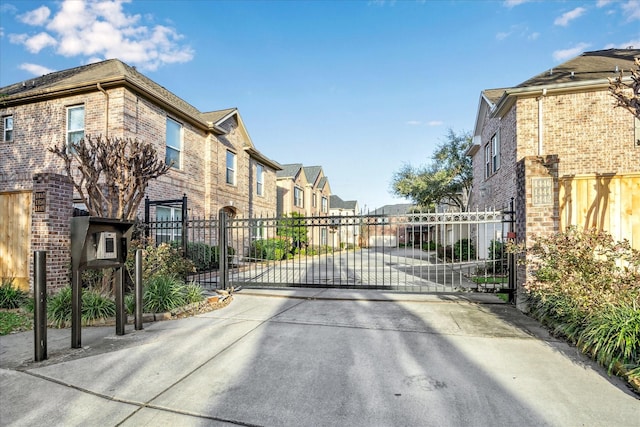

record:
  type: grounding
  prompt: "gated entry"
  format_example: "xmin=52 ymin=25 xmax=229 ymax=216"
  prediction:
xmin=146 ymin=209 xmax=514 ymax=295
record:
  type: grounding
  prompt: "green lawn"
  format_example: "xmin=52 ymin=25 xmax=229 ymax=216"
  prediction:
xmin=0 ymin=310 xmax=32 ymax=335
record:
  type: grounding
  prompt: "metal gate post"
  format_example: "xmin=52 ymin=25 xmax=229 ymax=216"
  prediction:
xmin=135 ymin=249 xmax=144 ymax=330
xmin=507 ymin=198 xmax=516 ymax=304
xmin=34 ymin=251 xmax=47 ymax=362
xmin=218 ymin=209 xmax=229 ymax=290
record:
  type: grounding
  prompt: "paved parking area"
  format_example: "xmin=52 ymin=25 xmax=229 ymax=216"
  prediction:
xmin=1 ymin=289 xmax=638 ymax=426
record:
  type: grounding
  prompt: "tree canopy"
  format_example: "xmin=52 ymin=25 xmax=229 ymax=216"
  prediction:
xmin=609 ymin=57 xmax=640 ymax=120
xmin=50 ymin=135 xmax=171 ymax=220
xmin=390 ymin=129 xmax=473 ymax=211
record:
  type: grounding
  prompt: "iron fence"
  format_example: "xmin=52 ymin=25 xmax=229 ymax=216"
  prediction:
xmin=144 ymin=209 xmax=512 ymax=293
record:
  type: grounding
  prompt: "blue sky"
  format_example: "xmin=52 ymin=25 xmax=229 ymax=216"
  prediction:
xmin=1 ymin=0 xmax=639 ymax=211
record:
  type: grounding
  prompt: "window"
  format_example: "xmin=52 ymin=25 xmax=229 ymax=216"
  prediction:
xmin=294 ymin=186 xmax=304 ymax=207
xmin=312 ymin=193 xmax=317 ymax=208
xmin=484 ymin=143 xmax=491 ymax=178
xmin=155 ymin=206 xmax=182 ymax=244
xmin=322 ymin=196 xmax=328 ymax=213
xmin=166 ymin=117 xmax=182 ymax=169
xmin=256 ymin=163 xmax=264 ymax=196
xmin=252 ymin=220 xmax=265 ymax=240
xmin=3 ymin=115 xmax=13 ymax=142
xmin=321 ymin=228 xmax=327 ymax=245
xmin=66 ymin=106 xmax=85 ymax=149
xmin=491 ymin=132 xmax=500 ymax=173
xmin=226 ymin=151 xmax=236 ymax=185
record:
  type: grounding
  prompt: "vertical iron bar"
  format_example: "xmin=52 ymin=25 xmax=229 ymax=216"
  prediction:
xmin=182 ymin=194 xmax=188 ymax=255
xmin=135 ymin=249 xmax=143 ymax=330
xmin=508 ymin=198 xmax=516 ymax=304
xmin=71 ymin=267 xmax=82 ymax=348
xmin=34 ymin=251 xmax=47 ymax=362
xmin=115 ymin=266 xmax=125 ymax=336
xmin=219 ymin=209 xmax=228 ymax=290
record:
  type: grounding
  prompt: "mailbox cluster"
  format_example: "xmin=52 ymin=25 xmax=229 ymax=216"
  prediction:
xmin=70 ymin=216 xmax=134 ymax=348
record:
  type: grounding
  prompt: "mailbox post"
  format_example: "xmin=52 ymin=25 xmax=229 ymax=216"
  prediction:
xmin=70 ymin=217 xmax=134 ymax=348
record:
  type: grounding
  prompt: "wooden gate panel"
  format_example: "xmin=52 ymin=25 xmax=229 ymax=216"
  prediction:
xmin=0 ymin=192 xmax=31 ymax=290
xmin=559 ymin=174 xmax=640 ymax=249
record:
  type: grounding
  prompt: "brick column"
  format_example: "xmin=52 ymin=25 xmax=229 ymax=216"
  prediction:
xmin=515 ymin=155 xmax=560 ymax=311
xmin=31 ymin=173 xmax=73 ymax=292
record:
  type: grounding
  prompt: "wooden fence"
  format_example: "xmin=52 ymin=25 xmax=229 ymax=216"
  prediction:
xmin=559 ymin=173 xmax=640 ymax=250
xmin=0 ymin=191 xmax=31 ymax=290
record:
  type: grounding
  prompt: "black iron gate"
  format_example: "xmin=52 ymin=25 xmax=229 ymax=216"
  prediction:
xmin=145 ymin=207 xmax=515 ymax=297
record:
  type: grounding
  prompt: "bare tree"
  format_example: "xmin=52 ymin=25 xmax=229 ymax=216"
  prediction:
xmin=609 ymin=57 xmax=640 ymax=120
xmin=50 ymin=135 xmax=171 ymax=220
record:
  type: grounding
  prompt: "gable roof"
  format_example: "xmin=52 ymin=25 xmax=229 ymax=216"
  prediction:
xmin=472 ymin=48 xmax=640 ymax=144
xmin=277 ymin=163 xmax=304 ymax=179
xmin=303 ymin=166 xmax=323 ymax=185
xmin=330 ymin=195 xmax=358 ymax=211
xmin=370 ymin=203 xmax=415 ymax=216
xmin=0 ymin=59 xmax=219 ymax=132
xmin=516 ymin=48 xmax=640 ymax=88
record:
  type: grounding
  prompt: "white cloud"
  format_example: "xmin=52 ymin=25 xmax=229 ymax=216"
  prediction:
xmin=19 ymin=63 xmax=55 ymax=76
xmin=24 ymin=32 xmax=57 ymax=53
xmin=18 ymin=6 xmax=50 ymax=26
xmin=604 ymin=38 xmax=640 ymax=49
xmin=621 ymin=0 xmax=640 ymax=21
xmin=427 ymin=121 xmax=443 ymax=127
xmin=504 ymin=0 xmax=530 ymax=7
xmin=554 ymin=7 xmax=587 ymax=26
xmin=496 ymin=32 xmax=510 ymax=41
xmin=528 ymin=32 xmax=540 ymax=41
xmin=10 ymin=0 xmax=193 ymax=71
xmin=552 ymin=42 xmax=591 ymax=61
xmin=596 ymin=0 xmax=613 ymax=6
xmin=406 ymin=120 xmax=421 ymax=126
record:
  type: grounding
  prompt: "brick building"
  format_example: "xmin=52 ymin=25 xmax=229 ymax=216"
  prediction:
xmin=468 ymin=48 xmax=640 ymax=306
xmin=0 ymin=59 xmax=281 ymax=290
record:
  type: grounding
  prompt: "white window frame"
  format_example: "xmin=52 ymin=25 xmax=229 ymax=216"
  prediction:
xmin=226 ymin=150 xmax=236 ymax=185
xmin=484 ymin=143 xmax=491 ymax=179
xmin=252 ymin=219 xmax=265 ymax=240
xmin=294 ymin=186 xmax=304 ymax=207
xmin=66 ymin=105 xmax=85 ymax=150
xmin=3 ymin=115 xmax=13 ymax=142
xmin=166 ymin=117 xmax=183 ymax=169
xmin=491 ymin=131 xmax=500 ymax=173
xmin=322 ymin=196 xmax=328 ymax=213
xmin=256 ymin=163 xmax=264 ymax=196
xmin=155 ymin=206 xmax=182 ymax=244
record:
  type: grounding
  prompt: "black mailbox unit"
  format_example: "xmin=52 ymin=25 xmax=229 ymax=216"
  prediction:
xmin=70 ymin=216 xmax=134 ymax=348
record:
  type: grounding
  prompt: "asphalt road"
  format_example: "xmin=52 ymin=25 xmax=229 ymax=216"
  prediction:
xmin=1 ymin=289 xmax=638 ymax=426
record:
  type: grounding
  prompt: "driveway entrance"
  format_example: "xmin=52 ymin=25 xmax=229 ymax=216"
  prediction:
xmin=1 ymin=290 xmax=636 ymax=426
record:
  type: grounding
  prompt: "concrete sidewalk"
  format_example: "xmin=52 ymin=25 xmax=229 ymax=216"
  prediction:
xmin=1 ymin=289 xmax=638 ymax=426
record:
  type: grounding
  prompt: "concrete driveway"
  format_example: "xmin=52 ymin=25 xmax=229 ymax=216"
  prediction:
xmin=1 ymin=288 xmax=638 ymax=426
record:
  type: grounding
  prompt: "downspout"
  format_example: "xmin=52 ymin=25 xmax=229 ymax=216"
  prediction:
xmin=97 ymin=83 xmax=109 ymax=137
xmin=537 ymin=88 xmax=547 ymax=155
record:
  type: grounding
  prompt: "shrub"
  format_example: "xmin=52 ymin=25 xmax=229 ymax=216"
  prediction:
xmin=143 ymin=275 xmax=186 ymax=313
xmin=183 ymin=282 xmax=205 ymax=304
xmin=127 ymin=240 xmax=196 ymax=282
xmin=0 ymin=278 xmax=29 ymax=309
xmin=437 ymin=239 xmax=476 ymax=261
xmin=187 ymin=242 xmax=236 ymax=271
xmin=422 ymin=241 xmax=438 ymax=251
xmin=578 ymin=302 xmax=640 ymax=374
xmin=454 ymin=239 xmax=476 ymax=261
xmin=47 ymin=286 xmax=116 ymax=327
xmin=524 ymin=227 xmax=640 ymax=380
xmin=249 ymin=238 xmax=289 ymax=261
xmin=486 ymin=240 xmax=506 ymax=274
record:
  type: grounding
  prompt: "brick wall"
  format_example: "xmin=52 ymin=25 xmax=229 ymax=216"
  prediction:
xmin=515 ymin=155 xmax=560 ymax=311
xmin=31 ymin=173 xmax=73 ymax=292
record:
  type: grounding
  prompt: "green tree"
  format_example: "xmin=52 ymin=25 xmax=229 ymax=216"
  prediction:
xmin=277 ymin=212 xmax=309 ymax=250
xmin=391 ymin=129 xmax=472 ymax=211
